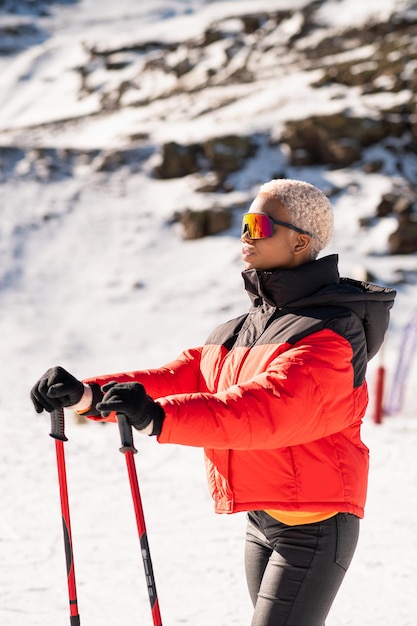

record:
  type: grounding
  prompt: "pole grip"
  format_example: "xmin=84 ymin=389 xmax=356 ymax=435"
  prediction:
xmin=50 ymin=408 xmax=68 ymax=441
xmin=117 ymin=414 xmax=138 ymax=454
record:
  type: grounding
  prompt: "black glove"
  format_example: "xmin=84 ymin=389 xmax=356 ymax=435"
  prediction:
xmin=96 ymin=381 xmax=165 ymax=436
xmin=31 ymin=366 xmax=84 ymax=414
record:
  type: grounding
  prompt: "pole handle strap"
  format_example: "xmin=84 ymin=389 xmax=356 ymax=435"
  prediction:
xmin=117 ymin=414 xmax=138 ymax=454
xmin=50 ymin=408 xmax=68 ymax=442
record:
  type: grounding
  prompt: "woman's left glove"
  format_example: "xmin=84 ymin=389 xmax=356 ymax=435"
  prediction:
xmin=96 ymin=381 xmax=165 ymax=436
xmin=31 ymin=366 xmax=85 ymax=413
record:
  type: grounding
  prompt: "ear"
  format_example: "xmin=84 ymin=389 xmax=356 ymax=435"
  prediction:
xmin=293 ymin=234 xmax=311 ymax=256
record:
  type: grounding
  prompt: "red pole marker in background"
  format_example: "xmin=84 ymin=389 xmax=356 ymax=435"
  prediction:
xmin=373 ymin=343 xmax=385 ymax=425
xmin=50 ymin=408 xmax=81 ymax=626
xmin=117 ymin=414 xmax=163 ymax=626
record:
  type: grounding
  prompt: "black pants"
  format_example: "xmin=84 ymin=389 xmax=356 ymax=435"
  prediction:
xmin=245 ymin=510 xmax=359 ymax=626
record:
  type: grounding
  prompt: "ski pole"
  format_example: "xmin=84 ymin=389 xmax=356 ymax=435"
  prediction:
xmin=50 ymin=408 xmax=81 ymax=626
xmin=117 ymin=414 xmax=163 ymax=626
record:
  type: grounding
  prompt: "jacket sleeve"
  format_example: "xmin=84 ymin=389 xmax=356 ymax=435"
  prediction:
xmin=157 ymin=329 xmax=368 ymax=450
xmin=81 ymin=347 xmax=204 ymax=421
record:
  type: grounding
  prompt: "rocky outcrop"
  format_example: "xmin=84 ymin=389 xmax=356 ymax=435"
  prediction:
xmin=2 ymin=1 xmax=417 ymax=252
xmin=389 ymin=214 xmax=417 ymax=254
xmin=281 ymin=112 xmax=406 ymax=167
xmin=155 ymin=135 xmax=257 ymax=180
xmin=177 ymin=207 xmax=232 ymax=240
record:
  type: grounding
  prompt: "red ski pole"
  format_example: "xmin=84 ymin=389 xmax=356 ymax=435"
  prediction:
xmin=50 ymin=408 xmax=81 ymax=626
xmin=117 ymin=415 xmax=162 ymax=626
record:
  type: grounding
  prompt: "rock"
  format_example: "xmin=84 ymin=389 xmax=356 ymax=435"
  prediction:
xmin=156 ymin=135 xmax=257 ymax=179
xmin=388 ymin=214 xmax=417 ymax=254
xmin=179 ymin=207 xmax=232 ymax=239
xmin=202 ymin=135 xmax=257 ymax=173
xmin=375 ymin=184 xmax=416 ymax=217
xmin=281 ymin=112 xmax=405 ymax=167
xmin=194 ymin=172 xmax=225 ymax=192
xmin=155 ymin=142 xmax=200 ymax=179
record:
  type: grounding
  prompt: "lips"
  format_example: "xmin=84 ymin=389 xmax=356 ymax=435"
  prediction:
xmin=241 ymin=244 xmax=255 ymax=259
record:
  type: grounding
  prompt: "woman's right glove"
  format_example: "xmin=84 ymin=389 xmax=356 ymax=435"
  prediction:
xmin=30 ymin=366 xmax=85 ymax=414
xmin=96 ymin=381 xmax=165 ymax=436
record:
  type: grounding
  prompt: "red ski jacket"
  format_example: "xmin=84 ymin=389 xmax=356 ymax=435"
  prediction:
xmin=84 ymin=255 xmax=396 ymax=517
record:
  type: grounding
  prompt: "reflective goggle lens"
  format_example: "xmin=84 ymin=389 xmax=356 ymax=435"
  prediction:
xmin=241 ymin=213 xmax=274 ymax=239
xmin=242 ymin=212 xmax=315 ymax=239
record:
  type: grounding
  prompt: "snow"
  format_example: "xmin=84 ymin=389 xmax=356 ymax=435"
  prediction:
xmin=1 ymin=1 xmax=417 ymax=625
xmin=315 ymin=0 xmax=412 ymax=28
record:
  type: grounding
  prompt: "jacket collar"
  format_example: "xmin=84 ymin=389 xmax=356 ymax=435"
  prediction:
xmin=242 ymin=254 xmax=340 ymax=308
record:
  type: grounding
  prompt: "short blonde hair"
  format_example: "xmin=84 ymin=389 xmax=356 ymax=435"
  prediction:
xmin=259 ymin=178 xmax=334 ymax=259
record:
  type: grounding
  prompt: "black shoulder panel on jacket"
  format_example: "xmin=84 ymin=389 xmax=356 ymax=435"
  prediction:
xmin=205 ymin=313 xmax=249 ymax=351
xmin=206 ymin=305 xmax=367 ymax=388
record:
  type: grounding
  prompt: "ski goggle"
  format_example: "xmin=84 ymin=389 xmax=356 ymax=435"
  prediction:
xmin=241 ymin=212 xmax=314 ymax=239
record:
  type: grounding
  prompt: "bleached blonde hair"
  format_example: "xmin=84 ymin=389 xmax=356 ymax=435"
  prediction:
xmin=260 ymin=178 xmax=334 ymax=259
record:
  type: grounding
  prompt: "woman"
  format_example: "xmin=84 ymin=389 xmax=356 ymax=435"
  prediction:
xmin=31 ymin=178 xmax=396 ymax=625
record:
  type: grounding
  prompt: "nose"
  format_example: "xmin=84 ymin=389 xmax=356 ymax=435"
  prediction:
xmin=241 ymin=224 xmax=252 ymax=242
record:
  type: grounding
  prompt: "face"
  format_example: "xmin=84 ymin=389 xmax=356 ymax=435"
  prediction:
xmin=241 ymin=193 xmax=311 ymax=271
